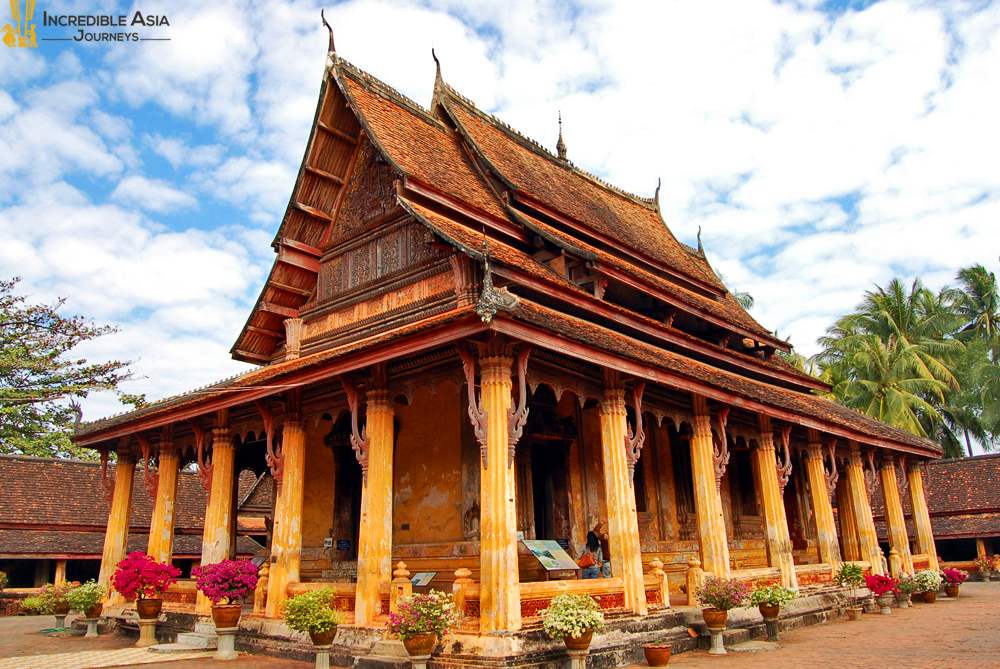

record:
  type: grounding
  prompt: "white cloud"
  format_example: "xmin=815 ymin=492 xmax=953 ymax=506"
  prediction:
xmin=110 ymin=175 xmax=198 ymax=212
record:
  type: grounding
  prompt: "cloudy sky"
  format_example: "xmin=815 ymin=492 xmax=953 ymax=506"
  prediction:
xmin=2 ymin=0 xmax=998 ymax=429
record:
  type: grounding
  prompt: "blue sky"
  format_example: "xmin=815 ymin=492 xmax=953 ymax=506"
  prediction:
xmin=2 ymin=0 xmax=999 ymax=450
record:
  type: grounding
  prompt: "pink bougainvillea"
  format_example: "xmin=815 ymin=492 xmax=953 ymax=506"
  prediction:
xmin=864 ymin=573 xmax=898 ymax=596
xmin=942 ymin=567 xmax=969 ymax=587
xmin=111 ymin=552 xmax=181 ymax=601
xmin=192 ymin=560 xmax=259 ymax=605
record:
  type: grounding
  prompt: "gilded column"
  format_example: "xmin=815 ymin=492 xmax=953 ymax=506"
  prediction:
xmin=598 ymin=372 xmax=647 ymax=616
xmin=836 ymin=475 xmax=862 ymax=562
xmin=266 ymin=402 xmax=307 ymax=618
xmin=751 ymin=416 xmax=797 ymax=588
xmin=879 ymin=454 xmax=913 ymax=575
xmin=906 ymin=461 xmax=939 ymax=570
xmin=803 ymin=433 xmax=841 ymax=569
xmin=147 ymin=440 xmax=180 ymax=565
xmin=690 ymin=395 xmax=730 ymax=578
xmin=354 ymin=385 xmax=395 ymax=625
xmin=98 ymin=437 xmax=136 ymax=603
xmin=845 ymin=444 xmax=885 ymax=575
xmin=197 ymin=422 xmax=236 ymax=614
xmin=478 ymin=349 xmax=521 ymax=633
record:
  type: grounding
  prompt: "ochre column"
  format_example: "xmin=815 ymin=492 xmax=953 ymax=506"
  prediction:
xmin=478 ymin=351 xmax=521 ymax=633
xmin=879 ymin=454 xmax=913 ymax=575
xmin=804 ymin=432 xmax=841 ymax=569
xmin=690 ymin=395 xmax=730 ymax=578
xmin=196 ymin=424 xmax=236 ymax=614
xmin=266 ymin=408 xmax=307 ymax=618
xmin=598 ymin=373 xmax=647 ymax=615
xmin=354 ymin=388 xmax=395 ymax=625
xmin=751 ymin=416 xmax=797 ymax=588
xmin=147 ymin=446 xmax=180 ymax=565
xmin=54 ymin=560 xmax=67 ymax=585
xmin=836 ymin=475 xmax=862 ymax=562
xmin=98 ymin=438 xmax=136 ymax=603
xmin=845 ymin=444 xmax=885 ymax=575
xmin=906 ymin=460 xmax=939 ymax=570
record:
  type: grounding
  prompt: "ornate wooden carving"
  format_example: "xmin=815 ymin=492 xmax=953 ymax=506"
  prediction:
xmin=335 ymin=140 xmax=400 ymax=237
xmin=475 ymin=246 xmax=518 ymax=323
xmin=864 ymin=448 xmax=877 ymax=504
xmin=712 ymin=406 xmax=731 ymax=491
xmin=255 ymin=401 xmax=283 ymax=487
xmin=450 ymin=253 xmax=477 ymax=307
xmin=898 ymin=454 xmax=909 ymax=495
xmin=457 ymin=342 xmax=488 ymax=467
xmin=138 ymin=434 xmax=158 ymax=498
xmin=98 ymin=447 xmax=115 ymax=502
xmin=507 ymin=345 xmax=532 ymax=468
xmin=823 ymin=436 xmax=839 ymax=499
xmin=340 ymin=376 xmax=370 ymax=486
xmin=776 ymin=424 xmax=793 ymax=495
xmin=189 ymin=419 xmax=211 ymax=493
xmin=625 ymin=380 xmax=646 ymax=481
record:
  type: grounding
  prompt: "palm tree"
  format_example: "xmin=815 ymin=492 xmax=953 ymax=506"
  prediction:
xmin=952 ymin=264 xmax=1000 ymax=343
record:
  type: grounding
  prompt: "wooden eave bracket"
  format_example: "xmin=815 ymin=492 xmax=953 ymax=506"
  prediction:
xmin=340 ymin=376 xmax=370 ymax=486
xmin=823 ymin=436 xmax=839 ymax=499
xmin=776 ymin=424 xmax=793 ymax=495
xmin=457 ymin=342 xmax=489 ymax=467
xmin=255 ymin=401 xmax=283 ymax=488
xmin=98 ymin=448 xmax=115 ymax=502
xmin=507 ymin=345 xmax=532 ymax=468
xmin=712 ymin=406 xmax=731 ymax=491
xmin=138 ymin=434 xmax=158 ymax=498
xmin=625 ymin=380 xmax=646 ymax=481
xmin=188 ymin=418 xmax=212 ymax=494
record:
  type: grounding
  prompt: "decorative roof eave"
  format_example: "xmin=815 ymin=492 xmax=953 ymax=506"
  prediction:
xmin=485 ymin=303 xmax=941 ymax=459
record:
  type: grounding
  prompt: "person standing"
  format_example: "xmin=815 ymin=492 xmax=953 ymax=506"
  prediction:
xmin=593 ymin=521 xmax=611 ymax=578
xmin=579 ymin=531 xmax=603 ymax=579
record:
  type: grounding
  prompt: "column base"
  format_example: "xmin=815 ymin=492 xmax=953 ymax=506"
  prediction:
xmin=314 ymin=644 xmax=333 ymax=669
xmin=708 ymin=628 xmax=726 ymax=655
xmin=214 ymin=627 xmax=239 ymax=660
xmin=53 ymin=615 xmax=68 ymax=630
xmin=762 ymin=618 xmax=779 ymax=643
xmin=407 ymin=653 xmax=431 ymax=669
xmin=136 ymin=619 xmax=158 ymax=647
xmin=85 ymin=618 xmax=100 ymax=638
xmin=567 ymin=649 xmax=589 ymax=669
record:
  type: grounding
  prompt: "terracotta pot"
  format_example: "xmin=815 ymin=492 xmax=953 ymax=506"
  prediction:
xmin=85 ymin=603 xmax=103 ymax=619
xmin=53 ymin=602 xmax=71 ymax=615
xmin=136 ymin=598 xmax=162 ymax=620
xmin=846 ymin=607 xmax=863 ymax=621
xmin=211 ymin=603 xmax=242 ymax=629
xmin=924 ymin=591 xmax=937 ymax=604
xmin=309 ymin=628 xmax=336 ymax=646
xmin=643 ymin=644 xmax=672 ymax=666
xmin=563 ymin=629 xmax=594 ymax=651
xmin=702 ymin=608 xmax=728 ymax=629
xmin=402 ymin=633 xmax=437 ymax=656
xmin=758 ymin=604 xmax=780 ymax=621
xmin=945 ymin=585 xmax=959 ymax=598
xmin=876 ymin=593 xmax=894 ymax=614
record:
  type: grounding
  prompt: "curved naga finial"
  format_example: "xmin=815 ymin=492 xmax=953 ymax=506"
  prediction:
xmin=625 ymin=380 xmax=647 ymax=481
xmin=507 ymin=345 xmax=532 ymax=468
xmin=320 ymin=9 xmax=335 ymax=54
xmin=69 ymin=399 xmax=83 ymax=434
xmin=341 ymin=377 xmax=371 ymax=485
xmin=457 ymin=342 xmax=488 ymax=467
xmin=776 ymin=424 xmax=793 ymax=494
xmin=475 ymin=240 xmax=518 ymax=323
xmin=712 ymin=406 xmax=731 ymax=491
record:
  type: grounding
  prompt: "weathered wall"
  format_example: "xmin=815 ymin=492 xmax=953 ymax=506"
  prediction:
xmin=393 ymin=383 xmax=463 ymax=545
xmin=302 ymin=418 xmax=338 ymax=550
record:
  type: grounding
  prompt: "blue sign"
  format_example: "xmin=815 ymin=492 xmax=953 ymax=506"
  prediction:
xmin=337 ymin=540 xmax=351 ymax=551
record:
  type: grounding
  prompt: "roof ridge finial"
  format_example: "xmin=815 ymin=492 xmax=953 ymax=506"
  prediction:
xmin=320 ymin=9 xmax=335 ymax=54
xmin=697 ymin=225 xmax=704 ymax=253
xmin=556 ymin=110 xmax=567 ymax=161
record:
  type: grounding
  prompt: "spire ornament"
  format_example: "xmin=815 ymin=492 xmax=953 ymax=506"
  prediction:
xmin=320 ymin=9 xmax=335 ymax=54
xmin=556 ymin=111 xmax=567 ymax=161
xmin=474 ymin=239 xmax=518 ymax=323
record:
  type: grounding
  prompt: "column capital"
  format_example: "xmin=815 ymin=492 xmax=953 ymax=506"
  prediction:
xmin=879 ymin=452 xmax=897 ymax=471
xmin=212 ymin=426 xmax=234 ymax=450
xmin=600 ymin=387 xmax=626 ymax=415
xmin=158 ymin=447 xmax=179 ymax=462
xmin=480 ymin=355 xmax=514 ymax=382
xmin=367 ymin=388 xmax=393 ymax=412
xmin=804 ymin=441 xmax=823 ymax=461
xmin=755 ymin=429 xmax=776 ymax=452
xmin=906 ymin=458 xmax=923 ymax=473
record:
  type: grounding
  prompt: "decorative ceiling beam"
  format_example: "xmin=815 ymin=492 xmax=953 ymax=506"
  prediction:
xmin=232 ymin=349 xmax=273 ymax=364
xmin=317 ymin=120 xmax=359 ymax=145
xmin=292 ymin=201 xmax=332 ymax=222
xmin=260 ymin=302 xmax=300 ymax=318
xmin=277 ymin=246 xmax=321 ymax=274
xmin=247 ymin=325 xmax=285 ymax=339
xmin=306 ymin=165 xmax=346 ymax=185
xmin=271 ymin=282 xmax=312 ymax=297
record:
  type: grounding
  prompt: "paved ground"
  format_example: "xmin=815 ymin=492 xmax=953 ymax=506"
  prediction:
xmin=2 ymin=582 xmax=997 ymax=668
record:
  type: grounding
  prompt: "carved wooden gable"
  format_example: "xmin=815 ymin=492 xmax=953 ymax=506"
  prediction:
xmin=334 ymin=139 xmax=401 ymax=239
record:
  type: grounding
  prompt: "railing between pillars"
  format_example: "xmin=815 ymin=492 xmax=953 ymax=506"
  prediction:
xmin=911 ymin=553 xmax=931 ymax=571
xmin=794 ymin=563 xmax=834 ymax=585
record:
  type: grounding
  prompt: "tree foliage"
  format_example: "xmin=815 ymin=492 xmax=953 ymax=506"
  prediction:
xmin=0 ymin=278 xmax=133 ymax=459
xmin=814 ymin=264 xmax=1000 ymax=457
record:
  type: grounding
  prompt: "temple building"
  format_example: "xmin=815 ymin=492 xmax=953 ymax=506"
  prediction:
xmin=74 ymin=40 xmax=943 ymax=658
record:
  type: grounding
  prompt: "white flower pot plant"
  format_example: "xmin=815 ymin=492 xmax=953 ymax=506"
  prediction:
xmin=540 ymin=593 xmax=605 ymax=652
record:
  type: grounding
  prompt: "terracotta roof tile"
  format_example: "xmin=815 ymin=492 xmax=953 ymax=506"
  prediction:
xmin=0 ymin=529 xmax=261 ymax=558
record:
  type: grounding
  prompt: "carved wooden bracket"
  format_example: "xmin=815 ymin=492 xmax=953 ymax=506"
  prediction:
xmin=255 ymin=400 xmax=283 ymax=487
xmin=922 ymin=459 xmax=931 ymax=485
xmin=898 ymin=454 xmax=909 ymax=495
xmin=625 ymin=380 xmax=646 ymax=481
xmin=712 ymin=406 xmax=731 ymax=491
xmin=776 ymin=424 xmax=793 ymax=495
xmin=189 ymin=419 xmax=212 ymax=493
xmin=823 ymin=437 xmax=839 ymax=498
xmin=340 ymin=377 xmax=371 ymax=486
xmin=474 ymin=243 xmax=518 ymax=323
xmin=138 ymin=434 xmax=159 ymax=498
xmin=864 ymin=448 xmax=877 ymax=504
xmin=506 ymin=345 xmax=532 ymax=469
xmin=98 ymin=448 xmax=115 ymax=502
xmin=457 ymin=343 xmax=488 ymax=468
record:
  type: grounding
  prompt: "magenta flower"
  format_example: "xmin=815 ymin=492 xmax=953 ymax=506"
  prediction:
xmin=192 ymin=559 xmax=259 ymax=605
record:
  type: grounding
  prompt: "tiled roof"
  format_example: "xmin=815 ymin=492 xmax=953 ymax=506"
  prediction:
xmin=0 ymin=529 xmax=262 ymax=558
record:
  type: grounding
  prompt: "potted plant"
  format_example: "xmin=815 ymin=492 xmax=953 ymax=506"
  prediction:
xmin=835 ymin=563 xmax=865 ymax=620
xmin=942 ymin=567 xmax=969 ymax=597
xmin=642 ymin=641 xmax=672 ymax=667
xmin=895 ymin=575 xmax=918 ymax=608
xmin=21 ymin=595 xmax=50 ymax=615
xmin=913 ymin=569 xmax=943 ymax=603
xmin=388 ymin=591 xmax=461 ymax=656
xmin=68 ymin=580 xmax=107 ymax=619
xmin=696 ymin=577 xmax=751 ymax=630
xmin=284 ymin=587 xmax=343 ymax=646
xmin=38 ymin=581 xmax=77 ymax=616
xmin=540 ymin=593 xmax=605 ymax=652
xmin=749 ymin=584 xmax=795 ymax=621
xmin=111 ymin=552 xmax=181 ymax=619
xmin=864 ymin=574 xmax=898 ymax=614
xmin=192 ymin=559 xmax=259 ymax=629
xmin=0 ymin=571 xmax=8 ymax=592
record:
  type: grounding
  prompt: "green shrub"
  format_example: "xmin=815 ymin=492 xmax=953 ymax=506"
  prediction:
xmin=749 ymin=585 xmax=796 ymax=607
xmin=22 ymin=596 xmax=51 ymax=615
xmin=540 ymin=593 xmax=605 ymax=640
xmin=283 ymin=588 xmax=342 ymax=635
xmin=67 ymin=580 xmax=106 ymax=612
